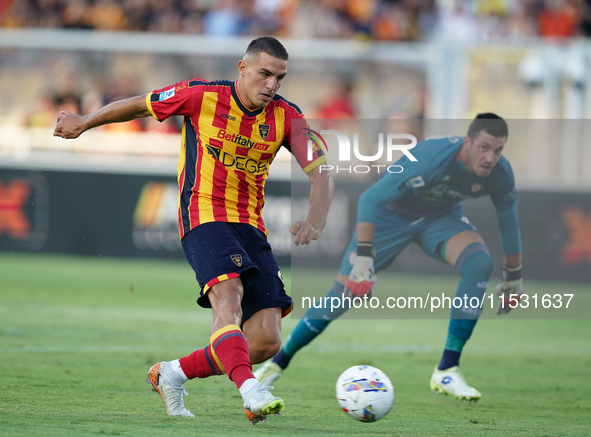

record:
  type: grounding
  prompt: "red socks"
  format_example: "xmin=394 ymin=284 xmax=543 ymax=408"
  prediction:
xmin=179 ymin=324 xmax=254 ymax=389
xmin=178 ymin=345 xmax=222 ymax=379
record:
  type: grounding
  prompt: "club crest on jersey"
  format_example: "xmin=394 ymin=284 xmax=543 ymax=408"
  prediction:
xmin=230 ymin=254 xmax=243 ymax=267
xmin=471 ymin=183 xmax=482 ymax=192
xmin=406 ymin=176 xmax=425 ymax=188
xmin=259 ymin=124 xmax=270 ymax=141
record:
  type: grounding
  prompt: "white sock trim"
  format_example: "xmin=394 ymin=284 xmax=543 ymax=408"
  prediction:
xmin=170 ymin=359 xmax=189 ymax=382
xmin=239 ymin=378 xmax=260 ymax=402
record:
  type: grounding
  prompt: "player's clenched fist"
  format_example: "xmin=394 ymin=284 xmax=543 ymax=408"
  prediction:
xmin=290 ymin=221 xmax=320 ymax=246
xmin=53 ymin=111 xmax=85 ymax=139
xmin=345 ymin=242 xmax=376 ymax=298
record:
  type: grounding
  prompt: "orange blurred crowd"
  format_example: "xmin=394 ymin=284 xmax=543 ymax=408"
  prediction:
xmin=1 ymin=0 xmax=588 ymax=41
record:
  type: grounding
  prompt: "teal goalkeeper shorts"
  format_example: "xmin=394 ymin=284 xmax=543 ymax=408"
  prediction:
xmin=339 ymin=204 xmax=478 ymax=275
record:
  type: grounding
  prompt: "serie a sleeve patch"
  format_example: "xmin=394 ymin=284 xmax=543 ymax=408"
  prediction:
xmin=158 ymin=88 xmax=175 ymax=101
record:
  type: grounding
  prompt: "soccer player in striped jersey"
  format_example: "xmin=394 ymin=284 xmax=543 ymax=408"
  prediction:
xmin=54 ymin=36 xmax=334 ymax=423
xmin=255 ymin=114 xmax=523 ymax=402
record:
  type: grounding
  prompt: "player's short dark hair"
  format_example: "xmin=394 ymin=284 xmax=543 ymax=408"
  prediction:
xmin=467 ymin=113 xmax=508 ymax=140
xmin=245 ymin=36 xmax=289 ymax=61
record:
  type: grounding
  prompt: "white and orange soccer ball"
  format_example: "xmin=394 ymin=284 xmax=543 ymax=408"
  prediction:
xmin=335 ymin=365 xmax=395 ymax=422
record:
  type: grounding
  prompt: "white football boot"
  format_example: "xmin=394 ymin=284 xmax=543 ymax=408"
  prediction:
xmin=243 ymin=380 xmax=284 ymax=424
xmin=430 ymin=366 xmax=481 ymax=402
xmin=253 ymin=361 xmax=284 ymax=386
xmin=146 ymin=362 xmax=195 ymax=417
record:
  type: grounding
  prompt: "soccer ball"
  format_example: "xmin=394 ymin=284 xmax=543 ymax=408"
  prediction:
xmin=335 ymin=365 xmax=394 ymax=422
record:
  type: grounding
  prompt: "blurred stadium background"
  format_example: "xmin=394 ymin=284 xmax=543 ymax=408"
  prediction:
xmin=1 ymin=0 xmax=591 ymax=283
xmin=1 ymin=3 xmax=591 ymax=435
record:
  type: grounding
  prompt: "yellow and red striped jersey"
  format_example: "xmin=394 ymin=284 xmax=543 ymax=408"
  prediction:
xmin=147 ymin=79 xmax=326 ymax=238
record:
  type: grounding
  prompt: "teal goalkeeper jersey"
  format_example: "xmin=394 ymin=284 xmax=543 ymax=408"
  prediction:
xmin=358 ymin=135 xmax=518 ymax=222
xmin=390 ymin=136 xmax=515 ymax=212
xmin=357 ymin=135 xmax=521 ymax=255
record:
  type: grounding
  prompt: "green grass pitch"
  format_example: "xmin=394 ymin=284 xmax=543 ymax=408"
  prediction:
xmin=1 ymin=252 xmax=590 ymax=436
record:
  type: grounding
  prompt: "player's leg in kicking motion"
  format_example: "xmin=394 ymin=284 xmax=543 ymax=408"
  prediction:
xmin=429 ymin=231 xmax=494 ymax=402
xmin=147 ymin=223 xmax=287 ymax=423
xmin=147 ymin=278 xmax=284 ymax=422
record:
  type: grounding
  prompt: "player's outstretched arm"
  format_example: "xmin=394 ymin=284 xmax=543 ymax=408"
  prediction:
xmin=290 ymin=166 xmax=334 ymax=246
xmin=53 ymin=94 xmax=151 ymax=139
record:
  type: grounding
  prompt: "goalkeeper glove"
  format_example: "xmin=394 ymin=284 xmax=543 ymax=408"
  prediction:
xmin=344 ymin=243 xmax=376 ymax=298
xmin=495 ymin=264 xmax=523 ymax=315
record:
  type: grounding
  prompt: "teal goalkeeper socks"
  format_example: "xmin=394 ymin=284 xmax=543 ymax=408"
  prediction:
xmin=445 ymin=333 xmax=467 ymax=353
xmin=273 ymin=281 xmax=348 ymax=369
xmin=439 ymin=243 xmax=493 ymax=371
xmin=438 ymin=334 xmax=466 ymax=370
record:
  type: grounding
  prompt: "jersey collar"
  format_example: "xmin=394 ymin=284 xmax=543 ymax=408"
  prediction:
xmin=231 ymin=81 xmax=265 ymax=117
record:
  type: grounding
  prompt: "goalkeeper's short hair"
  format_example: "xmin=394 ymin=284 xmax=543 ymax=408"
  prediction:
xmin=467 ymin=113 xmax=508 ymax=140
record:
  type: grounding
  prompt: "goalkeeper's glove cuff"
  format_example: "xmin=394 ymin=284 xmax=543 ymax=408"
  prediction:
xmin=501 ymin=264 xmax=522 ymax=281
xmin=357 ymin=242 xmax=374 ymax=258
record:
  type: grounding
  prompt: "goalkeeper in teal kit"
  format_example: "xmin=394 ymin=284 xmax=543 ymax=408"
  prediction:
xmin=255 ymin=113 xmax=523 ymax=401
